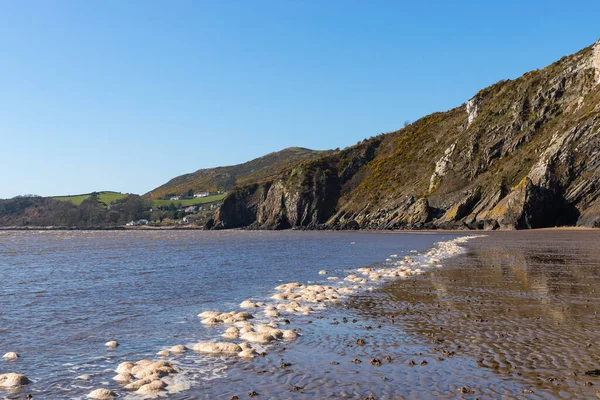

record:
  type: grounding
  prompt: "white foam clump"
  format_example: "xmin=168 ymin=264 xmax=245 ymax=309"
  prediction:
xmin=193 ymin=342 xmax=242 ymax=354
xmin=271 ymin=284 xmax=343 ymax=309
xmin=192 ymin=341 xmax=261 ymax=359
xmin=222 ymin=326 xmax=240 ymax=339
xmin=240 ymin=300 xmax=260 ymax=309
xmin=240 ymin=331 xmax=276 ymax=344
xmin=264 ymin=309 xmax=280 ymax=318
xmin=169 ymin=345 xmax=188 ymax=353
xmin=137 ymin=379 xmax=167 ymax=396
xmin=198 ymin=311 xmax=254 ymax=325
xmin=282 ymin=329 xmax=298 ymax=340
xmin=2 ymin=352 xmax=19 ymax=360
xmin=87 ymin=388 xmax=117 ymax=399
xmin=240 ymin=323 xmax=282 ymax=343
xmin=238 ymin=342 xmax=257 ymax=358
xmin=112 ymin=359 xmax=181 ymax=396
xmin=0 ymin=372 xmax=29 ymax=388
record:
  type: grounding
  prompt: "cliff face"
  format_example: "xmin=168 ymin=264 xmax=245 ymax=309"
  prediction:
xmin=212 ymin=141 xmax=379 ymax=229
xmin=211 ymin=40 xmax=600 ymax=230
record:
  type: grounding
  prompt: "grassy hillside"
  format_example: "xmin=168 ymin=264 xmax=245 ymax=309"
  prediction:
xmin=53 ymin=191 xmax=128 ymax=206
xmin=146 ymin=147 xmax=330 ymax=200
xmin=53 ymin=191 xmax=226 ymax=208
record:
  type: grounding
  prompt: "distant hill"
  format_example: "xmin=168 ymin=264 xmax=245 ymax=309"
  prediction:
xmin=146 ymin=147 xmax=330 ymax=200
xmin=53 ymin=191 xmax=129 ymax=206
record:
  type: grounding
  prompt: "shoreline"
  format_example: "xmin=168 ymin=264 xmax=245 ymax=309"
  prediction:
xmin=0 ymin=225 xmax=597 ymax=232
xmin=98 ymin=234 xmax=481 ymax=398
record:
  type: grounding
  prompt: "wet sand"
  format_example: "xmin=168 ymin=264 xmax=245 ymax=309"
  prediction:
xmin=198 ymin=231 xmax=600 ymax=399
xmin=364 ymin=230 xmax=600 ymax=399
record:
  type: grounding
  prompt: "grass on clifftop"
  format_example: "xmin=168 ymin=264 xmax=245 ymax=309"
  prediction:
xmin=150 ymin=194 xmax=226 ymax=207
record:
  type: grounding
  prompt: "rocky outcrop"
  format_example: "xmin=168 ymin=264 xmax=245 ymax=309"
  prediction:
xmin=438 ymin=188 xmax=482 ymax=226
xmin=577 ymin=198 xmax=600 ymax=227
xmin=211 ymin=140 xmax=380 ymax=230
xmin=211 ymin=161 xmax=340 ymax=230
xmin=480 ymin=177 xmax=572 ymax=229
xmin=593 ymin=40 xmax=600 ymax=84
xmin=466 ymin=95 xmax=481 ymax=127
xmin=210 ymin=183 xmax=273 ymax=229
xmin=211 ymin=40 xmax=600 ymax=231
xmin=429 ymin=142 xmax=457 ymax=192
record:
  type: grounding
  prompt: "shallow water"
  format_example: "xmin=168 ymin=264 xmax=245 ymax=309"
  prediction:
xmin=0 ymin=230 xmax=461 ymax=399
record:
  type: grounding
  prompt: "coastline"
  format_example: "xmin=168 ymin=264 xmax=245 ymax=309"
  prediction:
xmin=0 ymin=225 xmax=597 ymax=232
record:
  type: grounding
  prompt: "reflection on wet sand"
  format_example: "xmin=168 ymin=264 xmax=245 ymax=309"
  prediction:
xmin=359 ymin=230 xmax=600 ymax=399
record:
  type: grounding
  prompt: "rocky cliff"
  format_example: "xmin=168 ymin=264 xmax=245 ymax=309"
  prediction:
xmin=211 ymin=40 xmax=600 ymax=230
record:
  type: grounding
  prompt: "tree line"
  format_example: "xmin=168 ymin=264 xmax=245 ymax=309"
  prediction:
xmin=0 ymin=194 xmax=152 ymax=227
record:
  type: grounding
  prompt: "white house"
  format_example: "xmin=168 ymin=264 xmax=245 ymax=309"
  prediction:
xmin=126 ymin=219 xmax=149 ymax=226
xmin=194 ymin=192 xmax=210 ymax=198
xmin=183 ymin=215 xmax=201 ymax=223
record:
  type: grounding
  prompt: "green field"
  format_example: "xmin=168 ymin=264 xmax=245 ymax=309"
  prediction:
xmin=150 ymin=194 xmax=226 ymax=207
xmin=52 ymin=191 xmax=129 ymax=206
xmin=53 ymin=191 xmax=226 ymax=208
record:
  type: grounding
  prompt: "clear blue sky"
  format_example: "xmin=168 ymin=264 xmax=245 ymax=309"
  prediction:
xmin=1 ymin=1 xmax=598 ymax=198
